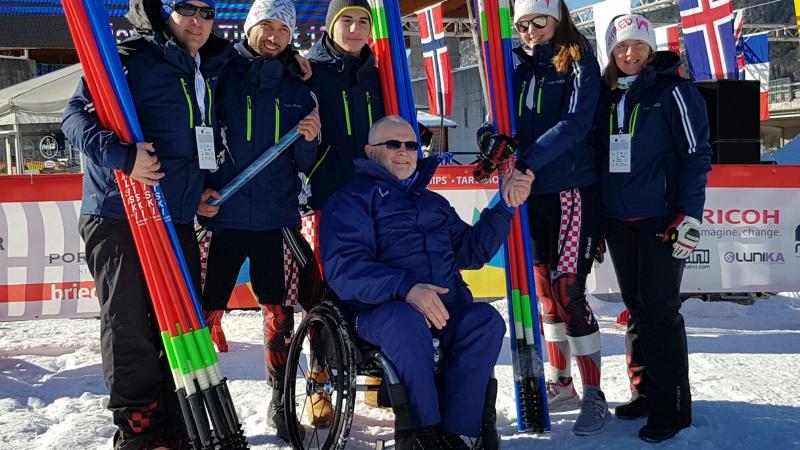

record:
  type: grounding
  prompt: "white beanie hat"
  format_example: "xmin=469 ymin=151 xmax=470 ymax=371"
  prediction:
xmin=513 ymin=0 xmax=561 ymax=24
xmin=605 ymin=14 xmax=656 ymax=57
xmin=244 ymin=0 xmax=296 ymax=36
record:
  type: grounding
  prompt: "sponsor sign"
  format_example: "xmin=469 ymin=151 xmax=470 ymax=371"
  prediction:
xmin=2 ymin=166 xmax=800 ymax=321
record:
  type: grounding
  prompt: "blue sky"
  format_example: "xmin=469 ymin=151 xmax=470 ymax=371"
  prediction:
xmin=565 ymin=0 xmax=603 ymax=9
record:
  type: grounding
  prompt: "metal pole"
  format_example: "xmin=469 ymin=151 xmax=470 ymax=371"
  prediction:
xmin=466 ymin=0 xmax=491 ymax=114
xmin=13 ymin=123 xmax=22 ymax=175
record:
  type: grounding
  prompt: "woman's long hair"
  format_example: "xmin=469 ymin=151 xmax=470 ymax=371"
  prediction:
xmin=550 ymin=0 xmax=588 ymax=75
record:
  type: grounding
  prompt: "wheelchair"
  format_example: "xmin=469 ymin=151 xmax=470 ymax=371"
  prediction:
xmin=282 ymin=301 xmax=501 ymax=450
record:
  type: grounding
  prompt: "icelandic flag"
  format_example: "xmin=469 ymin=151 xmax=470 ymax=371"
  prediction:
xmin=739 ymin=33 xmax=770 ymax=121
xmin=679 ymin=0 xmax=738 ymax=80
xmin=416 ymin=2 xmax=453 ymax=117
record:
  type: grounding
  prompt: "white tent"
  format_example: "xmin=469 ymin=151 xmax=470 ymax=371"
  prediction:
xmin=0 ymin=64 xmax=83 ymax=126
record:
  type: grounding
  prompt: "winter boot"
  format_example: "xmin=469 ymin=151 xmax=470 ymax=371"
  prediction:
xmin=437 ymin=429 xmax=469 ymax=450
xmin=639 ymin=419 xmax=691 ymax=443
xmin=615 ymin=394 xmax=648 ymax=420
xmin=413 ymin=426 xmax=444 ymax=450
xmin=546 ymin=378 xmax=580 ymax=411
xmin=572 ymin=389 xmax=609 ymax=436
xmin=204 ymin=310 xmax=228 ymax=353
xmin=268 ymin=390 xmax=304 ymax=442
xmin=305 ymin=369 xmax=334 ymax=427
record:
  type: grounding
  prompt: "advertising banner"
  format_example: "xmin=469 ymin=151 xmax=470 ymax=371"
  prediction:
xmin=2 ymin=166 xmax=799 ymax=321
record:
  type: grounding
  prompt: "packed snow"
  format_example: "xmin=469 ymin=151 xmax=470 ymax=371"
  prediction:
xmin=2 ymin=293 xmax=800 ymax=450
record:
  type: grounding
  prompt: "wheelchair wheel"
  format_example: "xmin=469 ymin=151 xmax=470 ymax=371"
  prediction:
xmin=285 ymin=303 xmax=357 ymax=450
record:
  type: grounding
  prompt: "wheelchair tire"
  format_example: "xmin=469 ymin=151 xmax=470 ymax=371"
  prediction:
xmin=284 ymin=302 xmax=357 ymax=450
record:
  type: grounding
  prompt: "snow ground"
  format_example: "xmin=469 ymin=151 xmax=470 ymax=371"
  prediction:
xmin=2 ymin=293 xmax=800 ymax=450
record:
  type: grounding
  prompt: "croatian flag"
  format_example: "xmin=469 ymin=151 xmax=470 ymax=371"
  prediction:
xmin=416 ymin=2 xmax=453 ymax=117
xmin=733 ymin=9 xmax=745 ymax=72
xmin=739 ymin=33 xmax=770 ymax=121
xmin=654 ymin=24 xmax=680 ymax=56
xmin=679 ymin=0 xmax=738 ymax=80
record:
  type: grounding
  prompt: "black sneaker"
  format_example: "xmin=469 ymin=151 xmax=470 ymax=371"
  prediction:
xmin=639 ymin=420 xmax=691 ymax=443
xmin=414 ymin=426 xmax=444 ymax=450
xmin=438 ymin=430 xmax=469 ymax=450
xmin=615 ymin=395 xmax=649 ymax=420
xmin=268 ymin=401 xmax=305 ymax=443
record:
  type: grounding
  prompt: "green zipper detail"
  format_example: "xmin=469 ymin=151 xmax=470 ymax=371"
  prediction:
xmin=180 ymin=78 xmax=194 ymax=129
xmin=518 ymin=80 xmax=527 ymax=117
xmin=629 ymin=103 xmax=641 ymax=138
xmin=365 ymin=91 xmax=374 ymax=127
xmin=342 ymin=91 xmax=352 ymax=136
xmin=536 ymin=77 xmax=545 ymax=114
xmin=246 ymin=95 xmax=252 ymax=142
xmin=274 ymin=97 xmax=281 ymax=144
xmin=609 ymin=103 xmax=616 ymax=135
xmin=306 ymin=145 xmax=332 ymax=184
xmin=205 ymin=79 xmax=213 ymax=124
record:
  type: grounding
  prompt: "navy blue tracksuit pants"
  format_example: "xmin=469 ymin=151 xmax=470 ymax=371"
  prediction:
xmin=355 ymin=302 xmax=505 ymax=437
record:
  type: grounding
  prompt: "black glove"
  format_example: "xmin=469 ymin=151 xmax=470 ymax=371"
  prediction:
xmin=474 ymin=133 xmax=517 ymax=182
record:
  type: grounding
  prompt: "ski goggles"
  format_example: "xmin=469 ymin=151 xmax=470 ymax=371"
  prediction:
xmin=515 ymin=16 xmax=549 ymax=32
xmin=172 ymin=3 xmax=216 ymax=20
xmin=370 ymin=140 xmax=420 ymax=152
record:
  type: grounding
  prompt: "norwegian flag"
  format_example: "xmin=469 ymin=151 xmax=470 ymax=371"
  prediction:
xmin=416 ymin=2 xmax=453 ymax=117
xmin=679 ymin=0 xmax=738 ymax=80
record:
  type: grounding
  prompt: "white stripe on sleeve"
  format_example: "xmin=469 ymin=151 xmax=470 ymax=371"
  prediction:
xmin=672 ymin=86 xmax=697 ymax=154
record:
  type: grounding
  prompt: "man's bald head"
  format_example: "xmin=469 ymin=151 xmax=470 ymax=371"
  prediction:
xmin=365 ymin=115 xmax=419 ymax=180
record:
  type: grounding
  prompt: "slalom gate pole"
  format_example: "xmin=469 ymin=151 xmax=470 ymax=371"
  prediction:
xmin=370 ymin=0 xmax=421 ymax=146
xmin=476 ymin=0 xmax=550 ymax=433
xmin=62 ymin=0 xmax=248 ymax=446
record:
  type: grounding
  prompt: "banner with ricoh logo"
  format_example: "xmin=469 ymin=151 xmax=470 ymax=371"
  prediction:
xmin=589 ymin=167 xmax=800 ymax=294
xmin=2 ymin=166 xmax=800 ymax=321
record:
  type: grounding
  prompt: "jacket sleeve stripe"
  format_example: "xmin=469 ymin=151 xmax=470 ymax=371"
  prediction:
xmin=568 ymin=62 xmax=582 ymax=114
xmin=672 ymin=86 xmax=697 ymax=154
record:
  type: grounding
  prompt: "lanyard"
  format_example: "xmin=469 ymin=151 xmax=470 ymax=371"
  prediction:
xmin=193 ymin=53 xmax=207 ymax=125
xmin=610 ymin=91 xmax=641 ymax=137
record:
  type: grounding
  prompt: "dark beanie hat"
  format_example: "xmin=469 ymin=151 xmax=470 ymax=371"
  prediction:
xmin=325 ymin=0 xmax=372 ymax=32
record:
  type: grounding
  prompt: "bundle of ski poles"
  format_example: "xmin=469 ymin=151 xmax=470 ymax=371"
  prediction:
xmin=477 ymin=0 xmax=550 ymax=433
xmin=61 ymin=0 xmax=247 ymax=447
xmin=370 ymin=0 xmax=421 ymax=144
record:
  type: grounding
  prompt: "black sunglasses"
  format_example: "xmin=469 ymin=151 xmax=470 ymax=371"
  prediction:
xmin=515 ymin=16 xmax=548 ymax=33
xmin=370 ymin=140 xmax=420 ymax=152
xmin=173 ymin=3 xmax=216 ymax=20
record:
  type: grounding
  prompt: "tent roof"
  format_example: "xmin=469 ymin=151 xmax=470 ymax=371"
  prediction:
xmin=0 ymin=64 xmax=82 ymax=126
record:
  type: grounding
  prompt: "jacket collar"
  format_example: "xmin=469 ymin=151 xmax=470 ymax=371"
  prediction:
xmin=354 ymin=157 xmax=440 ymax=193
xmin=514 ymin=43 xmax=555 ymax=69
xmin=306 ymin=33 xmax=376 ymax=82
xmin=151 ymin=33 xmax=236 ymax=77
xmin=624 ymin=51 xmax=682 ymax=96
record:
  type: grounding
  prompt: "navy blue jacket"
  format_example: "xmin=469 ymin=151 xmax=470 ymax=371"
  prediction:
xmin=594 ymin=51 xmax=712 ymax=221
xmin=305 ymin=34 xmax=386 ymax=209
xmin=198 ymin=43 xmax=318 ymax=231
xmin=320 ymin=158 xmax=514 ymax=314
xmin=62 ymin=34 xmax=235 ymax=224
xmin=481 ymin=44 xmax=600 ymax=194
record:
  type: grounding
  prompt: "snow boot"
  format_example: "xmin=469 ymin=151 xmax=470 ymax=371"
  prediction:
xmin=269 ymin=390 xmax=304 ymax=442
xmin=546 ymin=378 xmax=580 ymax=411
xmin=305 ymin=369 xmax=334 ymax=427
xmin=413 ymin=426 xmax=444 ymax=450
xmin=639 ymin=420 xmax=691 ymax=443
xmin=572 ymin=389 xmax=609 ymax=436
xmin=438 ymin=429 xmax=469 ymax=450
xmin=615 ymin=394 xmax=648 ymax=420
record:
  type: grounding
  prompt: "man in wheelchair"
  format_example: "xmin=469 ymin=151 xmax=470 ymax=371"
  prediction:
xmin=320 ymin=116 xmax=534 ymax=449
